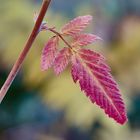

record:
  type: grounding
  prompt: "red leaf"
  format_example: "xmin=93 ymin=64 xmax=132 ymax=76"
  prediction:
xmin=53 ymin=48 xmax=71 ymax=75
xmin=61 ymin=15 xmax=92 ymax=36
xmin=41 ymin=36 xmax=59 ymax=71
xmin=72 ymin=33 xmax=102 ymax=47
xmin=71 ymin=49 xmax=127 ymax=124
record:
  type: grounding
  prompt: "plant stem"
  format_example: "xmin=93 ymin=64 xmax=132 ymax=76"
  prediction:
xmin=49 ymin=28 xmax=73 ymax=49
xmin=0 ymin=0 xmax=52 ymax=103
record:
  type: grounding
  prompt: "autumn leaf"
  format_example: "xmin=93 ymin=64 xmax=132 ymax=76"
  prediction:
xmin=41 ymin=36 xmax=59 ymax=71
xmin=53 ymin=47 xmax=71 ymax=75
xmin=71 ymin=49 xmax=127 ymax=124
xmin=61 ymin=15 xmax=92 ymax=36
xmin=71 ymin=33 xmax=102 ymax=47
xmin=39 ymin=15 xmax=127 ymax=124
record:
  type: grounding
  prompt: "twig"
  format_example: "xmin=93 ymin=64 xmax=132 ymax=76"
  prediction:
xmin=0 ymin=0 xmax=52 ymax=103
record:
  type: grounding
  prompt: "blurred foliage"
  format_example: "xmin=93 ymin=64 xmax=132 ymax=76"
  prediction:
xmin=107 ymin=16 xmax=140 ymax=92
xmin=0 ymin=0 xmax=140 ymax=140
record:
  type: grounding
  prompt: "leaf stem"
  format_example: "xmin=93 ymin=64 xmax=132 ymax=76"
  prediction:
xmin=0 ymin=0 xmax=52 ymax=103
xmin=49 ymin=28 xmax=73 ymax=49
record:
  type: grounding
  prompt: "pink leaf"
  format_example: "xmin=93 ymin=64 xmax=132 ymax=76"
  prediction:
xmin=61 ymin=15 xmax=92 ymax=36
xmin=53 ymin=48 xmax=71 ymax=75
xmin=41 ymin=36 xmax=59 ymax=71
xmin=72 ymin=33 xmax=102 ymax=47
xmin=71 ymin=49 xmax=127 ymax=124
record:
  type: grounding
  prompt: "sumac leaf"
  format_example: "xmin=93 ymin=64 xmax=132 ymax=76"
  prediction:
xmin=53 ymin=47 xmax=71 ymax=75
xmin=71 ymin=48 xmax=127 ymax=124
xmin=72 ymin=33 xmax=102 ymax=47
xmin=61 ymin=15 xmax=92 ymax=36
xmin=41 ymin=36 xmax=59 ymax=71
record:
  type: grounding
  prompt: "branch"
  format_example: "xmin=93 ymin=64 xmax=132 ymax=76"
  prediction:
xmin=0 ymin=0 xmax=52 ymax=103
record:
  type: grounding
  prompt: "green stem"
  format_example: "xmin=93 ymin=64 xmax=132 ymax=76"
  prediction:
xmin=0 ymin=0 xmax=52 ymax=103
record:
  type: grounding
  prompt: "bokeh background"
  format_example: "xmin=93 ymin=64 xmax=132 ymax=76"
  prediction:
xmin=0 ymin=0 xmax=140 ymax=140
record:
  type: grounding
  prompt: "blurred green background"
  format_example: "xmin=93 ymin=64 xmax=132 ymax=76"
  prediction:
xmin=0 ymin=0 xmax=140 ymax=140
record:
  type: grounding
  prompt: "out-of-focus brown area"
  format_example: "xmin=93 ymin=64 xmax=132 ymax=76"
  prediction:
xmin=0 ymin=0 xmax=140 ymax=140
